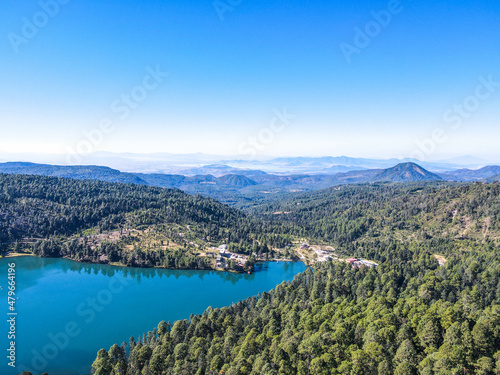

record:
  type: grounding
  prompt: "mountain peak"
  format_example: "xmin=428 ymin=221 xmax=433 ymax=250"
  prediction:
xmin=371 ymin=163 xmax=443 ymax=183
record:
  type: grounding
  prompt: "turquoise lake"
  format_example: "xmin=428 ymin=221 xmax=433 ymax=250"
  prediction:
xmin=0 ymin=256 xmax=306 ymax=375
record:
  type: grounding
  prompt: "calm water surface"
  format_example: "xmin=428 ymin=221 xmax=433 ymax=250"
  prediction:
xmin=0 ymin=256 xmax=305 ymax=375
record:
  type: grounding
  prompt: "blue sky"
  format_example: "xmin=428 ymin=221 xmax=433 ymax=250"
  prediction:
xmin=1 ymin=0 xmax=499 ymax=161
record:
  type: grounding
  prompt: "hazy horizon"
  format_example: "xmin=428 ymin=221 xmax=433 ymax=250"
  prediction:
xmin=0 ymin=150 xmax=499 ymax=170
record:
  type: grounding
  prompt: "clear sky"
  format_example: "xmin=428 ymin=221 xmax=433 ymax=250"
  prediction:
xmin=1 ymin=0 xmax=499 ymax=161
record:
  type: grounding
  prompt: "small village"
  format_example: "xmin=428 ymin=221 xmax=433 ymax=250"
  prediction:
xmin=298 ymin=243 xmax=379 ymax=268
xmin=209 ymin=242 xmax=379 ymax=271
xmin=212 ymin=245 xmax=250 ymax=270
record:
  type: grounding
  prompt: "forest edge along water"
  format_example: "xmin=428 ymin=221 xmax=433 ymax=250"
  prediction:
xmin=0 ymin=256 xmax=306 ymax=375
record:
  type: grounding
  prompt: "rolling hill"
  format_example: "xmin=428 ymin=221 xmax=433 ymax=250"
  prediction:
xmin=487 ymin=173 xmax=500 ymax=182
xmin=0 ymin=162 xmax=148 ymax=185
xmin=217 ymin=174 xmax=258 ymax=187
xmin=0 ymin=173 xmax=278 ymax=269
xmin=255 ymin=182 xmax=500 ymax=248
xmin=370 ymin=162 xmax=442 ymax=182
xmin=440 ymin=165 xmax=500 ymax=181
xmin=3 ymin=161 xmax=495 ymax=211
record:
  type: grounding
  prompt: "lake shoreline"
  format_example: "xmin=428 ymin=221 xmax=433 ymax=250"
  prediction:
xmin=1 ymin=251 xmax=300 ymax=274
xmin=1 ymin=256 xmax=306 ymax=375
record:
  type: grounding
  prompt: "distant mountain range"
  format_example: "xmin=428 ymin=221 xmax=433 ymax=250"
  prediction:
xmin=136 ymin=172 xmax=258 ymax=188
xmin=440 ymin=166 xmax=500 ymax=182
xmin=175 ymin=164 xmax=268 ymax=177
xmin=222 ymin=156 xmax=462 ymax=175
xmin=0 ymin=162 xmax=258 ymax=189
xmin=1 ymin=151 xmax=497 ymax=175
xmin=1 ymin=161 xmax=499 ymax=208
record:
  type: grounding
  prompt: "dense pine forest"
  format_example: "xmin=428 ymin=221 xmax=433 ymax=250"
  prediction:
xmin=0 ymin=173 xmax=243 ymax=241
xmin=255 ymin=182 xmax=500 ymax=245
xmin=89 ymin=182 xmax=500 ymax=375
xmin=91 ymin=247 xmax=500 ymax=374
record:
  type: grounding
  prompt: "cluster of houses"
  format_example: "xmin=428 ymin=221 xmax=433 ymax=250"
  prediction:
xmin=301 ymin=244 xmax=338 ymax=263
xmin=315 ymin=249 xmax=338 ymax=263
xmin=211 ymin=242 xmax=379 ymax=271
xmin=214 ymin=245 xmax=249 ymax=269
xmin=345 ymin=258 xmax=379 ymax=268
xmin=301 ymin=243 xmax=378 ymax=268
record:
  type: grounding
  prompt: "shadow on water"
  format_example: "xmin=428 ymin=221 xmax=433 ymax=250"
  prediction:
xmin=54 ymin=257 xmax=266 ymax=285
xmin=1 ymin=256 xmax=303 ymax=291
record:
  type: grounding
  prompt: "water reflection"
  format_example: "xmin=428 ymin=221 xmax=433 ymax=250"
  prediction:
xmin=5 ymin=255 xmax=302 ymax=288
xmin=34 ymin=256 xmax=284 ymax=285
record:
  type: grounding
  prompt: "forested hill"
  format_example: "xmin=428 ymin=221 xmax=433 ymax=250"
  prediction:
xmin=369 ymin=162 xmax=442 ymax=182
xmin=255 ymin=182 xmax=500 ymax=248
xmin=0 ymin=173 xmax=244 ymax=239
xmin=5 ymin=161 xmax=499 ymax=210
xmin=3 ymin=175 xmax=500 ymax=269
xmin=0 ymin=174 xmax=283 ymax=269
xmin=0 ymin=162 xmax=148 ymax=185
